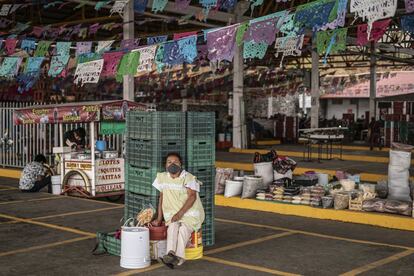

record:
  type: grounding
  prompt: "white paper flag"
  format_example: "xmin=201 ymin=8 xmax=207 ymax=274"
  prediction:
xmin=96 ymin=40 xmax=115 ymax=54
xmin=350 ymin=0 xmax=397 ymax=39
xmin=0 ymin=4 xmax=12 ymax=16
xmin=274 ymin=35 xmax=304 ymax=67
xmin=110 ymin=0 xmax=129 ymax=17
xmin=134 ymin=45 xmax=157 ymax=74
xmin=74 ymin=59 xmax=104 ymax=86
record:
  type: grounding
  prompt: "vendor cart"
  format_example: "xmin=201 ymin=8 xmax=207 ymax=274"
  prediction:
xmin=14 ymin=100 xmax=153 ymax=198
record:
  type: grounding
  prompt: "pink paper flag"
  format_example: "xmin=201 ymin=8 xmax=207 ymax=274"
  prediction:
xmin=101 ymin=51 xmax=124 ymax=77
xmin=406 ymin=0 xmax=414 ymax=13
xmin=357 ymin=19 xmax=391 ymax=46
xmin=5 ymin=38 xmax=17 ymax=55
xmin=173 ymin=31 xmax=198 ymax=40
xmin=175 ymin=0 xmax=191 ymax=10
xmin=89 ymin=23 xmax=100 ymax=35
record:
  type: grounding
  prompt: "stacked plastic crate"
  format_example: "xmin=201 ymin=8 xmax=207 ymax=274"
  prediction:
xmin=124 ymin=111 xmax=186 ymax=221
xmin=186 ymin=112 xmax=216 ymax=246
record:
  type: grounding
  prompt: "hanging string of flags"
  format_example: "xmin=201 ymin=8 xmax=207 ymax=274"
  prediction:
xmin=0 ymin=0 xmax=411 ymax=90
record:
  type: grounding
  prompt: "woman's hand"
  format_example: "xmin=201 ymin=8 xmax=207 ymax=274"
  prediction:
xmin=171 ymin=211 xmax=183 ymax=223
xmin=151 ymin=218 xmax=162 ymax=227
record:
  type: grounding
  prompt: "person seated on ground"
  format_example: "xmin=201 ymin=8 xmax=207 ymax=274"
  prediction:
xmin=151 ymin=152 xmax=205 ymax=269
xmin=64 ymin=127 xmax=86 ymax=150
xmin=19 ymin=154 xmax=51 ymax=193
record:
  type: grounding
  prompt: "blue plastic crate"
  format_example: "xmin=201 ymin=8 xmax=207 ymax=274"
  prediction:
xmin=127 ymin=111 xmax=186 ymax=140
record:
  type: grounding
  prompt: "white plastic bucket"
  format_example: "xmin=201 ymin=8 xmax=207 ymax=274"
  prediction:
xmin=218 ymin=133 xmax=225 ymax=142
xmin=150 ymin=240 xmax=167 ymax=260
xmin=120 ymin=226 xmax=151 ymax=269
xmin=51 ymin=175 xmax=61 ymax=195
xmin=224 ymin=180 xmax=243 ymax=198
xmin=234 ymin=176 xmax=244 ymax=181
xmin=253 ymin=162 xmax=273 ymax=186
xmin=317 ymin=173 xmax=329 ymax=186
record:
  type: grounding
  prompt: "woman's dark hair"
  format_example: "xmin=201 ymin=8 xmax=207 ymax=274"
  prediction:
xmin=165 ymin=152 xmax=183 ymax=164
xmin=34 ymin=154 xmax=47 ymax=163
xmin=75 ymin=127 xmax=86 ymax=137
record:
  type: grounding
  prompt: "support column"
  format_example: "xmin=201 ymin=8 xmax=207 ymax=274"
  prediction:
xmin=232 ymin=4 xmax=247 ymax=149
xmin=369 ymin=42 xmax=377 ymax=119
xmin=123 ymin=0 xmax=134 ymax=101
xmin=310 ymin=38 xmax=320 ymax=129
xmin=182 ymin=98 xmax=188 ymax=112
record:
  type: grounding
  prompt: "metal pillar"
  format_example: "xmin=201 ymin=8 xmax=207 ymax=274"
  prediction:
xmin=369 ymin=42 xmax=377 ymax=119
xmin=310 ymin=38 xmax=320 ymax=128
xmin=182 ymin=98 xmax=188 ymax=112
xmin=123 ymin=0 xmax=135 ymax=101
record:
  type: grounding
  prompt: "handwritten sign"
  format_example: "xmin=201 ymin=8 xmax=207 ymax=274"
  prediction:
xmin=74 ymin=59 xmax=104 ymax=86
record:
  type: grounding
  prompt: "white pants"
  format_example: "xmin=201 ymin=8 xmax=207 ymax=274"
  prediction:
xmin=167 ymin=222 xmax=193 ymax=260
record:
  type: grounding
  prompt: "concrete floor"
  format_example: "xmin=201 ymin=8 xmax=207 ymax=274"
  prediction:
xmin=1 ymin=177 xmax=414 ymax=276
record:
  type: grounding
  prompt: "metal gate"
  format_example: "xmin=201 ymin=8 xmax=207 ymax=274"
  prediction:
xmin=0 ymin=102 xmax=123 ymax=168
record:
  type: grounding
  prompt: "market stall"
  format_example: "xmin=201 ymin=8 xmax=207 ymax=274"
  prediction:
xmin=14 ymin=100 xmax=151 ymax=198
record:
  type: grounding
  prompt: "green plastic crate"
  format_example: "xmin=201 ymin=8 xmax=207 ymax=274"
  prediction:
xmin=96 ymin=232 xmax=121 ymax=256
xmin=126 ymin=138 xmax=186 ymax=168
xmin=186 ymin=138 xmax=215 ymax=167
xmin=127 ymin=111 xmax=186 ymax=140
xmin=202 ymin=219 xmax=215 ymax=246
xmin=125 ymin=164 xmax=160 ymax=196
xmin=124 ymin=191 xmax=159 ymax=221
xmin=201 ymin=195 xmax=214 ymax=218
xmin=187 ymin=166 xmax=215 ymax=195
xmin=186 ymin=112 xmax=215 ymax=138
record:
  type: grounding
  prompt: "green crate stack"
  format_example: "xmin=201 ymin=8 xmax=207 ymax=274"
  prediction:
xmin=125 ymin=111 xmax=186 ymax=196
xmin=186 ymin=112 xmax=216 ymax=247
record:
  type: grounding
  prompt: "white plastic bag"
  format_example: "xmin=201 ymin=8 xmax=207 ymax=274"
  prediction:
xmin=389 ymin=150 xmax=411 ymax=170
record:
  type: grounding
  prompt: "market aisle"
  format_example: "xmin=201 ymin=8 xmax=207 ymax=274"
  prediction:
xmin=1 ymin=177 xmax=414 ymax=275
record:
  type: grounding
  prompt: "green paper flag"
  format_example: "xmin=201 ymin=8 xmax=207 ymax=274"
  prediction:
xmin=236 ymin=22 xmax=249 ymax=46
xmin=115 ymin=51 xmax=140 ymax=82
xmin=34 ymin=41 xmax=52 ymax=57
xmin=316 ymin=27 xmax=347 ymax=56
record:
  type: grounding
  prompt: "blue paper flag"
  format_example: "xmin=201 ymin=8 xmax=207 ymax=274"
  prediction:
xmin=48 ymin=55 xmax=70 ymax=77
xmin=25 ymin=57 xmax=44 ymax=74
xmin=0 ymin=57 xmax=21 ymax=78
xmin=21 ymin=39 xmax=36 ymax=53
xmin=177 ymin=36 xmax=197 ymax=64
xmin=163 ymin=41 xmax=184 ymax=66
xmin=56 ymin=41 xmax=71 ymax=56
xmin=134 ymin=0 xmax=148 ymax=13
xmin=147 ymin=35 xmax=168 ymax=45
xmin=401 ymin=15 xmax=414 ymax=35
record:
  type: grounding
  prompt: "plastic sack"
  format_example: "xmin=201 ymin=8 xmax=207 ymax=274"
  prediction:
xmin=334 ymin=193 xmax=349 ymax=210
xmin=388 ymin=165 xmax=411 ymax=202
xmin=241 ymin=176 xmax=263 ymax=199
xmin=215 ymin=168 xmax=234 ymax=194
xmin=391 ymin=142 xmax=414 ymax=152
xmin=389 ymin=149 xmax=411 ymax=170
xmin=273 ymin=157 xmax=297 ymax=174
xmin=376 ymin=180 xmax=388 ymax=199
xmin=274 ymin=170 xmax=293 ymax=180
xmin=362 ymin=198 xmax=386 ymax=212
xmin=384 ymin=200 xmax=412 ymax=216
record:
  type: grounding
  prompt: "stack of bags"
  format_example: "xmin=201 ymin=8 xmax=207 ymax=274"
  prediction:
xmin=273 ymin=186 xmax=284 ymax=201
xmin=283 ymin=186 xmax=300 ymax=203
xmin=256 ymin=190 xmax=274 ymax=201
xmin=310 ymin=185 xmax=325 ymax=207
xmin=300 ymin=187 xmax=311 ymax=205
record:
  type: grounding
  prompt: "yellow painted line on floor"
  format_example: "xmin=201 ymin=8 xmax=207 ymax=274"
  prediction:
xmin=297 ymin=142 xmax=391 ymax=152
xmin=0 ymin=213 xmax=96 ymax=237
xmin=0 ymin=187 xmax=19 ymax=191
xmin=0 ymin=220 xmax=19 ymax=225
xmin=0 ymin=196 xmax=64 ymax=205
xmin=215 ymin=195 xmax=414 ymax=232
xmin=0 ymin=236 xmax=93 ymax=257
xmin=203 ymin=256 xmax=301 ymax=276
xmin=340 ymin=250 xmax=414 ymax=276
xmin=215 ymin=161 xmax=389 ymax=183
xmin=215 ymin=217 xmax=414 ymax=251
xmin=229 ymin=148 xmax=396 ymax=164
xmin=31 ymin=205 xmax=124 ymax=221
xmin=256 ymin=140 xmax=281 ymax=146
xmin=114 ymin=264 xmax=164 ymax=276
xmin=0 ymin=168 xmax=21 ymax=179
xmin=205 ymin=232 xmax=294 ymax=255
xmin=0 ymin=184 xmax=18 ymax=190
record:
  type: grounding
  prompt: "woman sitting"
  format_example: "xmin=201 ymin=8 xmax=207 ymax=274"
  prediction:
xmin=151 ymin=152 xmax=204 ymax=269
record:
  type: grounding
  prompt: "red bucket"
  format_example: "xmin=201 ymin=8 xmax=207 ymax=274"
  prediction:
xmin=148 ymin=223 xmax=167 ymax=241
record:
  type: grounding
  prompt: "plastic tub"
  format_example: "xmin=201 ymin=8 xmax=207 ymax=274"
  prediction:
xmin=185 ymin=246 xmax=203 ymax=260
xmin=51 ymin=175 xmax=61 ymax=195
xmin=318 ymin=173 xmax=329 ymax=186
xmin=254 ymin=162 xmax=273 ymax=186
xmin=120 ymin=226 xmax=150 ymax=269
xmin=148 ymin=223 xmax=167 ymax=241
xmin=224 ymin=180 xmax=243 ymax=198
